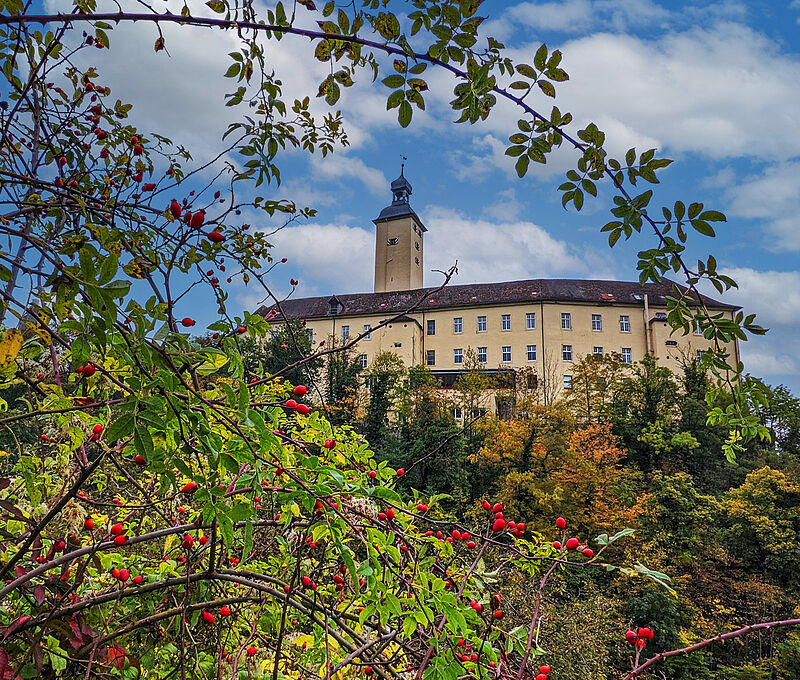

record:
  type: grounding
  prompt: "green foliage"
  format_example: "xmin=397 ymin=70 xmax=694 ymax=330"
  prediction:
xmin=362 ymin=352 xmax=406 ymax=445
xmin=323 ymin=342 xmax=363 ymax=425
xmin=724 ymin=467 xmax=800 ymax=584
xmin=775 ymin=632 xmax=800 ymax=680
xmin=237 ymin=318 xmax=320 ymax=387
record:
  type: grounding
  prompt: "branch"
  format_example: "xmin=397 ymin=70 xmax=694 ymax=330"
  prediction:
xmin=620 ymin=618 xmax=800 ymax=679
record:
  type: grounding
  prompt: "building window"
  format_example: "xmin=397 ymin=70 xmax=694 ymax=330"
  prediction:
xmin=358 ymin=354 xmax=368 ymax=369
xmin=387 ymin=237 xmax=399 ymax=246
xmin=696 ymin=349 xmax=705 ymax=361
xmin=341 ymin=325 xmax=350 ymax=341
xmin=526 ymin=312 xmax=536 ymax=330
xmin=426 ymin=350 xmax=435 ymax=366
xmin=415 ymin=257 xmax=419 ymax=266
xmin=526 ymin=374 xmax=539 ymax=389
xmin=621 ymin=348 xmax=632 ymax=364
xmin=477 ymin=347 xmax=487 ymax=363
xmin=477 ymin=316 xmax=487 ymax=333
xmin=563 ymin=375 xmax=573 ymax=389
xmin=591 ymin=314 xmax=602 ymax=332
xmin=562 ymin=344 xmax=573 ymax=361
xmin=561 ymin=313 xmax=571 ymax=330
xmin=502 ymin=346 xmax=512 ymax=362
xmin=694 ymin=323 xmax=703 ymax=336
xmin=593 ymin=346 xmax=603 ymax=355
xmin=363 ymin=324 xmax=371 ymax=340
xmin=307 ymin=329 xmax=314 ymax=343
xmin=453 ymin=349 xmax=463 ymax=364
xmin=501 ymin=314 xmax=511 ymax=331
xmin=472 ymin=408 xmax=487 ymax=419
xmin=619 ymin=315 xmax=630 ymax=333
xmin=415 ymin=241 xmax=420 ymax=251
xmin=453 ymin=407 xmax=463 ymax=420
xmin=427 ymin=319 xmax=435 ymax=336
xmin=526 ymin=344 xmax=537 ymax=361
xmin=453 ymin=317 xmax=463 ymax=334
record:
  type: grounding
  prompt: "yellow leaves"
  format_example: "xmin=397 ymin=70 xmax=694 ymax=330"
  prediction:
xmin=164 ymin=533 xmax=177 ymax=555
xmin=292 ymin=634 xmax=314 ymax=649
xmin=123 ymin=256 xmax=155 ymax=280
xmin=0 ymin=328 xmax=22 ymax=367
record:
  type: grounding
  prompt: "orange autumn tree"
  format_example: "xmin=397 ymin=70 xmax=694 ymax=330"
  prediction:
xmin=472 ymin=409 xmax=637 ymax=535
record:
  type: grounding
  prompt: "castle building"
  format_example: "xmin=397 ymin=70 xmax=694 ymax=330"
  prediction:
xmin=258 ymin=170 xmax=739 ymax=406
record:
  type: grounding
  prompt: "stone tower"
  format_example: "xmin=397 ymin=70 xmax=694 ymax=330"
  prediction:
xmin=373 ymin=168 xmax=427 ymax=293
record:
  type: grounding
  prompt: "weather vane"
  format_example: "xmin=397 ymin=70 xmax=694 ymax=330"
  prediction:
xmin=400 ymin=153 xmax=407 ymax=174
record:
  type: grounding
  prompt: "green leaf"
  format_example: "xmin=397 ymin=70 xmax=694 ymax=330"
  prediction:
xmin=533 ymin=44 xmax=547 ymax=70
xmin=382 ymin=75 xmax=405 ymax=89
xmin=537 ymin=81 xmax=555 ymax=97
xmin=690 ymin=220 xmax=715 ymax=237
xmin=371 ymin=486 xmax=403 ymax=504
xmin=515 ymin=154 xmax=529 ymax=178
xmin=106 ymin=412 xmax=136 ymax=442
xmin=516 ymin=64 xmax=537 ymax=79
xmin=386 ymin=90 xmax=404 ymax=110
xmin=243 ymin=518 xmax=253 ymax=560
xmin=133 ymin=425 xmax=154 ymax=458
xmin=325 ymin=81 xmax=340 ymax=105
xmin=398 ymin=100 xmax=412 ymax=128
xmin=206 ymin=0 xmax=225 ymax=12
xmin=698 ymin=210 xmax=726 ymax=222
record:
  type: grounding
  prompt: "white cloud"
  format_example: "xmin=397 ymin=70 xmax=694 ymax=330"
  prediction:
xmin=725 ymin=162 xmax=800 ymax=250
xmin=248 ymin=204 xmax=614 ymax=300
xmin=543 ymin=24 xmax=800 ymax=160
xmin=311 ymin=156 xmax=388 ymax=198
xmin=741 ymin=349 xmax=800 ymax=378
xmin=698 ymin=267 xmax=800 ymax=379
xmin=481 ymin=188 xmax=524 ymax=221
xmin=445 ymin=19 xmax=800 ymax=181
xmin=714 ymin=268 xmax=800 ymax=328
xmin=421 ymin=205 xmax=612 ymax=285
xmin=484 ymin=0 xmax=670 ymax=38
xmin=268 ymin=222 xmax=374 ymax=294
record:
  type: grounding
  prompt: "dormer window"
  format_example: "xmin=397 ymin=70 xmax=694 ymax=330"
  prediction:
xmin=327 ymin=295 xmax=342 ymax=316
xmin=387 ymin=237 xmax=399 ymax=246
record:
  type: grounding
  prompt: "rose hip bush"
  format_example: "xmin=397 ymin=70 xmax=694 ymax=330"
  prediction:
xmin=0 ymin=0 xmax=788 ymax=678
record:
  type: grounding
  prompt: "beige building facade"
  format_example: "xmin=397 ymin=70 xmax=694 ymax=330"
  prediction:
xmin=258 ymin=172 xmax=739 ymax=404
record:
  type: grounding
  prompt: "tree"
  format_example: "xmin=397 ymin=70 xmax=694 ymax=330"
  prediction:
xmin=724 ymin=467 xmax=800 ymax=586
xmin=237 ymin=318 xmax=320 ymax=388
xmin=323 ymin=340 xmax=363 ymax=425
xmin=361 ymin=351 xmax=406 ymax=446
xmin=453 ymin=349 xmax=492 ymax=425
xmin=540 ymin=347 xmax=563 ymax=407
xmin=393 ymin=365 xmax=469 ymax=508
xmin=606 ymin=354 xmax=681 ymax=471
xmin=565 ymin=353 xmax=629 ymax=422
xmin=0 ymin=1 xmax=787 ymax=678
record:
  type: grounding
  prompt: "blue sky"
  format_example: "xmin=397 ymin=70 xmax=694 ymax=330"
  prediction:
xmin=46 ymin=0 xmax=800 ymax=392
